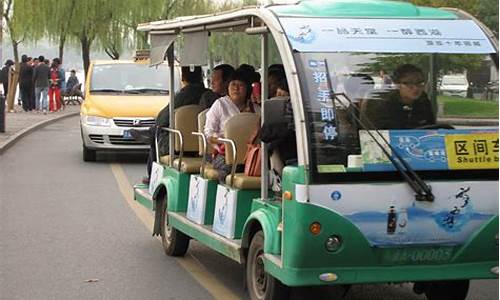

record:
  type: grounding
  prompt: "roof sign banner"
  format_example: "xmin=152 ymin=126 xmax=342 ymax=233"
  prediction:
xmin=279 ymin=18 xmax=495 ymax=54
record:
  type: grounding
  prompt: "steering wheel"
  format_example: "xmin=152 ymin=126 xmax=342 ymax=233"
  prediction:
xmin=417 ymin=123 xmax=455 ymax=130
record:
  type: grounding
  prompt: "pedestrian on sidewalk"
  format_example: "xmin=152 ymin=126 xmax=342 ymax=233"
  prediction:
xmin=0 ymin=59 xmax=14 ymax=98
xmin=48 ymin=61 xmax=62 ymax=112
xmin=19 ymin=55 xmax=34 ymax=112
xmin=54 ymin=58 xmax=66 ymax=110
xmin=33 ymin=56 xmax=50 ymax=114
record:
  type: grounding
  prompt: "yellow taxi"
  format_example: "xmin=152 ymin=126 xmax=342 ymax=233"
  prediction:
xmin=80 ymin=60 xmax=177 ymax=161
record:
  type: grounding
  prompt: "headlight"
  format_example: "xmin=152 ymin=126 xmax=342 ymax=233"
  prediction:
xmin=84 ymin=116 xmax=112 ymax=127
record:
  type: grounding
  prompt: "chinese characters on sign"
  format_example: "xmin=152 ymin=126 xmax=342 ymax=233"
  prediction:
xmin=446 ymin=134 xmax=499 ymax=169
xmin=308 ymin=63 xmax=338 ymax=143
xmin=281 ymin=18 xmax=494 ymax=53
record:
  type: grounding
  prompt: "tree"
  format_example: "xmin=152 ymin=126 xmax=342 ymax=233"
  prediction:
xmin=410 ymin=0 xmax=498 ymax=38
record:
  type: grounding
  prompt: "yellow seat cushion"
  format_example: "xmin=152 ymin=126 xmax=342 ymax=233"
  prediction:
xmin=202 ymin=164 xmax=219 ymax=180
xmin=173 ymin=157 xmax=203 ymax=173
xmin=159 ymin=155 xmax=202 ymax=174
xmin=159 ymin=155 xmax=170 ymax=165
xmin=226 ymin=173 xmax=261 ymax=190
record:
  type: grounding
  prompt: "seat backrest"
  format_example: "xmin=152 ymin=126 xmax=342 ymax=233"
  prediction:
xmin=263 ymin=96 xmax=290 ymax=125
xmin=174 ymin=105 xmax=202 ymax=152
xmin=197 ymin=109 xmax=209 ymax=155
xmin=223 ymin=112 xmax=260 ymax=165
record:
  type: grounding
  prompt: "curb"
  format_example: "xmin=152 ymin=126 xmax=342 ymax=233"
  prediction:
xmin=0 ymin=112 xmax=80 ymax=155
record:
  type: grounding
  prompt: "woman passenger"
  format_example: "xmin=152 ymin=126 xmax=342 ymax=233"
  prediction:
xmin=204 ymin=70 xmax=260 ymax=182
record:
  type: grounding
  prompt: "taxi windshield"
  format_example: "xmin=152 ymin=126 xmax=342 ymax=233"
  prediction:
xmin=294 ymin=52 xmax=498 ymax=179
xmin=90 ymin=63 xmax=171 ymax=94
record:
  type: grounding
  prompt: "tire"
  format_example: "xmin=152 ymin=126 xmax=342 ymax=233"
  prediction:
xmin=246 ymin=231 xmax=289 ymax=300
xmin=424 ymin=280 xmax=469 ymax=300
xmin=159 ymin=198 xmax=189 ymax=256
xmin=82 ymin=145 xmax=96 ymax=162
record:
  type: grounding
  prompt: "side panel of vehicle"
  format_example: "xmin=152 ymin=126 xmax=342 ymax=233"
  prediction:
xmin=242 ymin=200 xmax=282 ymax=255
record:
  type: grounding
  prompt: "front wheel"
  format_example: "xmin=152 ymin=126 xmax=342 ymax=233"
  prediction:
xmin=246 ymin=231 xmax=289 ymax=300
xmin=422 ymin=280 xmax=470 ymax=300
xmin=159 ymin=198 xmax=189 ymax=256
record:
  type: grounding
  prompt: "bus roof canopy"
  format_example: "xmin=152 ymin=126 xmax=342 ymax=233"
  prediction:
xmin=138 ymin=0 xmax=497 ymax=64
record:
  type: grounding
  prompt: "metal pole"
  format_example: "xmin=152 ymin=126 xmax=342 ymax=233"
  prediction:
xmin=260 ymin=33 xmax=269 ymax=200
xmin=429 ymin=54 xmax=438 ymax=119
xmin=167 ymin=44 xmax=175 ymax=167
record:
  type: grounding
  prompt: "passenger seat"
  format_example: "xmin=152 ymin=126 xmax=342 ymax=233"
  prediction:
xmin=159 ymin=105 xmax=203 ymax=173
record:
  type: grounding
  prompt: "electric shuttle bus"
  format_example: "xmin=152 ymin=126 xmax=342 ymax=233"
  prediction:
xmin=134 ymin=1 xmax=499 ymax=299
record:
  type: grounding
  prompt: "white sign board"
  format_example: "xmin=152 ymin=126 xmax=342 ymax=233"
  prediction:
xmin=212 ymin=185 xmax=238 ymax=239
xmin=280 ymin=18 xmax=495 ymax=54
xmin=148 ymin=162 xmax=164 ymax=195
xmin=186 ymin=175 xmax=210 ymax=224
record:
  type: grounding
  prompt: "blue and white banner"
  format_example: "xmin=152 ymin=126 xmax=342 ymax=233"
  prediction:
xmin=280 ymin=18 xmax=495 ymax=54
xmin=300 ymin=181 xmax=498 ymax=247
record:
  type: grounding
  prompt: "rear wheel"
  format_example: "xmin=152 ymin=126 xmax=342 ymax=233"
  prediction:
xmin=421 ymin=280 xmax=469 ymax=300
xmin=246 ymin=231 xmax=289 ymax=300
xmin=82 ymin=145 xmax=96 ymax=162
xmin=159 ymin=198 xmax=189 ymax=256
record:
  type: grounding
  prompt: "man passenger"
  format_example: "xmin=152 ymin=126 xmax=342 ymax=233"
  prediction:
xmin=199 ymin=64 xmax=235 ymax=110
xmin=360 ymin=64 xmax=435 ymax=129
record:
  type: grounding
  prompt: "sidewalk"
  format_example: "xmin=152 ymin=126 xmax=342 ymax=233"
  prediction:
xmin=0 ymin=104 xmax=80 ymax=155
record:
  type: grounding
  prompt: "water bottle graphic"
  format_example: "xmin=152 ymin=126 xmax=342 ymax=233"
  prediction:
xmin=398 ymin=208 xmax=408 ymax=234
xmin=387 ymin=206 xmax=397 ymax=235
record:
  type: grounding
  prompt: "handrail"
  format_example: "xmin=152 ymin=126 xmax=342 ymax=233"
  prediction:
xmin=161 ymin=127 xmax=184 ymax=171
xmin=154 ymin=126 xmax=160 ymax=164
xmin=217 ymin=137 xmax=237 ymax=187
xmin=192 ymin=132 xmax=208 ymax=178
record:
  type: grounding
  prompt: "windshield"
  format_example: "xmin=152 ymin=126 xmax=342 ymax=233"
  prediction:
xmin=442 ymin=76 xmax=468 ymax=85
xmin=295 ymin=52 xmax=498 ymax=179
xmin=90 ymin=63 xmax=174 ymax=94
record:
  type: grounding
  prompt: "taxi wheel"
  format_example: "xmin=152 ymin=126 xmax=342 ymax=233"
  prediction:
xmin=424 ymin=280 xmax=469 ymax=300
xmin=246 ymin=231 xmax=289 ymax=300
xmin=82 ymin=145 xmax=96 ymax=162
xmin=159 ymin=198 xmax=189 ymax=256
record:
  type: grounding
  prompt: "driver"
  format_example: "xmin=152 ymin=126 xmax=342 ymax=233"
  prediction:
xmin=360 ymin=64 xmax=435 ymax=129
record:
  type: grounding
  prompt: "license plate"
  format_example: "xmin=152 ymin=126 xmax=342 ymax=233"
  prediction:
xmin=123 ymin=130 xmax=133 ymax=139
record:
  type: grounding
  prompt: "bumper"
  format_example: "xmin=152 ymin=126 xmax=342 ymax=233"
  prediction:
xmin=81 ymin=121 xmax=150 ymax=151
xmin=265 ymin=259 xmax=498 ymax=286
xmin=442 ymin=90 xmax=467 ymax=98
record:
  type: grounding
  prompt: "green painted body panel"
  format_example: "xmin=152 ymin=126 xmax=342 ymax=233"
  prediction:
xmin=265 ymin=260 xmax=497 ymax=286
xmin=133 ymin=184 xmax=154 ymax=210
xmin=270 ymin=0 xmax=457 ymax=19
xmin=244 ymin=199 xmax=282 ymax=254
xmin=169 ymin=214 xmax=242 ymax=262
xmin=164 ymin=167 xmax=190 ymax=212
xmin=200 ymin=179 xmax=218 ymax=225
xmin=231 ymin=188 xmax=261 ymax=239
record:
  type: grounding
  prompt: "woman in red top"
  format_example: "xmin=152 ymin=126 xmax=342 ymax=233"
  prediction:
xmin=48 ymin=62 xmax=61 ymax=112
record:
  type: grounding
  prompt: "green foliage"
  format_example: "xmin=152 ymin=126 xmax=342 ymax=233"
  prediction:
xmin=438 ymin=95 xmax=499 ymax=118
xmin=410 ymin=0 xmax=498 ymax=38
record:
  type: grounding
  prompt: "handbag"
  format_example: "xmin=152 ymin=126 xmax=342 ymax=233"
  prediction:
xmin=243 ymin=126 xmax=261 ymax=177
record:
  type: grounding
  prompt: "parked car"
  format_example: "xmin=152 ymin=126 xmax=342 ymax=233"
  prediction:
xmin=80 ymin=60 xmax=178 ymax=161
xmin=439 ymin=74 xmax=469 ymax=98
